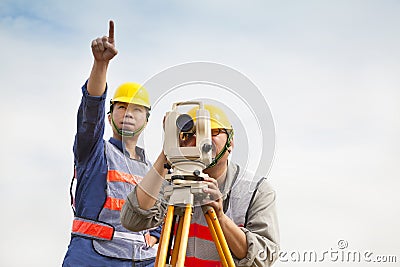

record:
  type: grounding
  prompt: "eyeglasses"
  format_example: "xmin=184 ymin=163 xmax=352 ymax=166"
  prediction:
xmin=211 ymin=128 xmax=229 ymax=136
xmin=180 ymin=128 xmax=228 ymax=141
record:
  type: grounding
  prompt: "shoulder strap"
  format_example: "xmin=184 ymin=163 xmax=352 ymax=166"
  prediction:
xmin=244 ymin=177 xmax=267 ymax=227
xmin=69 ymin=166 xmax=76 ymax=215
xmin=223 ymin=164 xmax=240 ymax=213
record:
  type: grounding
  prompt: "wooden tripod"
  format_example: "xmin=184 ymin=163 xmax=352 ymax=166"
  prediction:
xmin=154 ymin=203 xmax=235 ymax=267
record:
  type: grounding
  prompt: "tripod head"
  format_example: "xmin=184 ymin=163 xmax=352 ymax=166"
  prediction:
xmin=163 ymin=101 xmax=213 ymax=206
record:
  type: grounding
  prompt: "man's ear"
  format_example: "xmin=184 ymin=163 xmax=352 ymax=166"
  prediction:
xmin=229 ymin=136 xmax=234 ymax=151
xmin=107 ymin=113 xmax=111 ymax=125
xmin=227 ymin=130 xmax=234 ymax=147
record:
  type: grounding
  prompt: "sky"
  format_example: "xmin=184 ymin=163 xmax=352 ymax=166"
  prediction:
xmin=1 ymin=0 xmax=400 ymax=266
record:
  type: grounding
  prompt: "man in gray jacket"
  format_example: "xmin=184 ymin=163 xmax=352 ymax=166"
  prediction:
xmin=121 ymin=104 xmax=279 ymax=266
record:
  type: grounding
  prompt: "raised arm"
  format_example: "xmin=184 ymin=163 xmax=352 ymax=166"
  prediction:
xmin=87 ymin=20 xmax=118 ymax=96
xmin=73 ymin=20 xmax=118 ymax=163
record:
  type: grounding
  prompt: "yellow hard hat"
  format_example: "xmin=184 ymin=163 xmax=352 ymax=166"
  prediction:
xmin=188 ymin=104 xmax=232 ymax=130
xmin=111 ymin=82 xmax=151 ymax=109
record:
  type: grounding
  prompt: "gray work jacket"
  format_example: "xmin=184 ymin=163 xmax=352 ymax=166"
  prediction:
xmin=121 ymin=162 xmax=280 ymax=266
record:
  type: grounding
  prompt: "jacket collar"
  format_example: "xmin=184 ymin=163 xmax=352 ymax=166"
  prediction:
xmin=108 ymin=137 xmax=146 ymax=162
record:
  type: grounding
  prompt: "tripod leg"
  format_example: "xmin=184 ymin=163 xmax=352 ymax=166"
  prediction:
xmin=166 ymin=214 xmax=177 ymax=263
xmin=171 ymin=215 xmax=184 ymax=265
xmin=155 ymin=205 xmax=175 ymax=267
xmin=204 ymin=206 xmax=236 ymax=267
xmin=204 ymin=212 xmax=228 ymax=267
xmin=175 ymin=204 xmax=192 ymax=267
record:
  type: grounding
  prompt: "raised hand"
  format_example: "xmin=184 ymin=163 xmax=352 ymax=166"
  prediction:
xmin=91 ymin=20 xmax=118 ymax=62
xmin=87 ymin=20 xmax=118 ymax=96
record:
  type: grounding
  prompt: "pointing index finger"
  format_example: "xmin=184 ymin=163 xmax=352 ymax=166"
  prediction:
xmin=108 ymin=20 xmax=115 ymax=43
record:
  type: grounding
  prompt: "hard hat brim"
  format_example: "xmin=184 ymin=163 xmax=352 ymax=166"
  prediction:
xmin=111 ymin=96 xmax=151 ymax=109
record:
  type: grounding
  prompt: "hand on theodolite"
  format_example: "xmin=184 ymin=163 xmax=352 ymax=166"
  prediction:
xmin=201 ymin=177 xmax=225 ymax=219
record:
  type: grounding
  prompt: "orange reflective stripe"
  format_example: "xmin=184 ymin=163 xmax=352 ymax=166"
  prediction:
xmin=144 ymin=232 xmax=151 ymax=246
xmin=104 ymin=197 xmax=125 ymax=211
xmin=189 ymin=223 xmax=213 ymax=241
xmin=185 ymin=256 xmax=221 ymax=267
xmin=72 ymin=218 xmax=113 ymax=240
xmin=107 ymin=169 xmax=143 ymax=185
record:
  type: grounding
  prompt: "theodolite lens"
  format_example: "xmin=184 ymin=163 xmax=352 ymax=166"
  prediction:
xmin=176 ymin=114 xmax=194 ymax=132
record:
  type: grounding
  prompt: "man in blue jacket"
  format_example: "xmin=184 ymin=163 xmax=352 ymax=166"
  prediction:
xmin=63 ymin=20 xmax=160 ymax=267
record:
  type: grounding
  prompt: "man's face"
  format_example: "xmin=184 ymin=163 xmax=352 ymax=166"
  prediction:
xmin=109 ymin=102 xmax=147 ymax=136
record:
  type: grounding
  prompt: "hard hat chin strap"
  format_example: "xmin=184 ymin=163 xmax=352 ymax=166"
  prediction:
xmin=207 ymin=129 xmax=234 ymax=169
xmin=111 ymin=113 xmax=146 ymax=137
